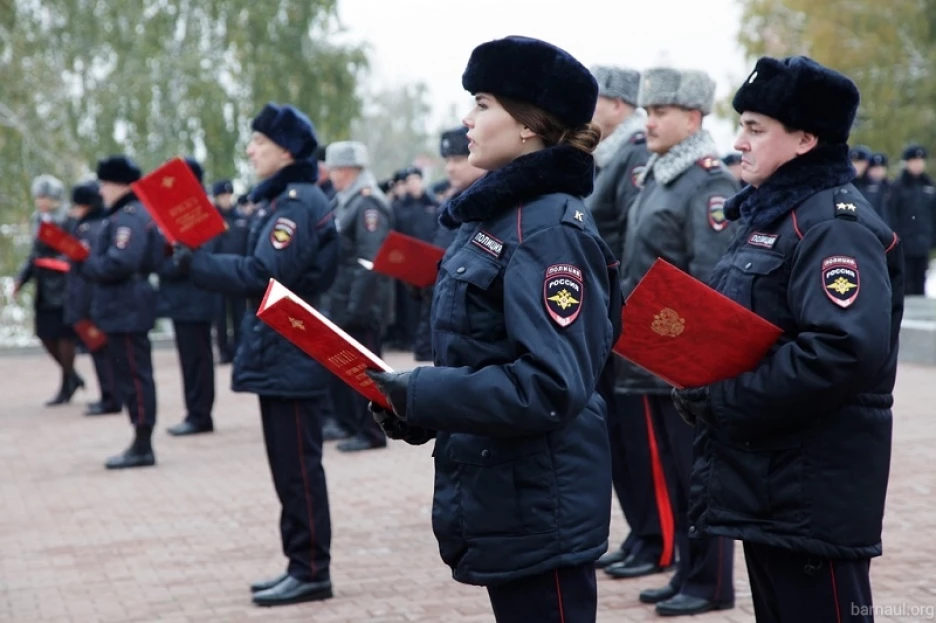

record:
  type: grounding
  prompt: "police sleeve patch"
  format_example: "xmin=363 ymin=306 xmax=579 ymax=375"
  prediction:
xmin=363 ymin=209 xmax=380 ymax=232
xmin=707 ymin=196 xmax=728 ymax=232
xmin=270 ymin=217 xmax=296 ymax=250
xmin=822 ymin=256 xmax=860 ymax=308
xmin=543 ymin=264 xmax=584 ymax=327
xmin=114 ymin=226 xmax=132 ymax=249
xmin=631 ymin=165 xmax=646 ymax=189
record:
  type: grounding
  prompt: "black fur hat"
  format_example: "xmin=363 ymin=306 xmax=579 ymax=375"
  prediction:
xmin=251 ymin=102 xmax=318 ymax=160
xmin=440 ymin=127 xmax=470 ymax=157
xmin=71 ymin=181 xmax=101 ymax=207
xmin=96 ymin=155 xmax=142 ymax=184
xmin=849 ymin=145 xmax=872 ymax=161
xmin=732 ymin=56 xmax=859 ymax=144
xmin=212 ymin=180 xmax=234 ymax=196
xmin=902 ymin=144 xmax=928 ymax=160
xmin=869 ymin=152 xmax=888 ymax=167
xmin=184 ymin=157 xmax=204 ymax=184
xmin=461 ymin=36 xmax=598 ymax=128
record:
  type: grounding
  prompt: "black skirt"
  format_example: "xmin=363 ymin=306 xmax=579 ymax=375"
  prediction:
xmin=35 ymin=308 xmax=76 ymax=341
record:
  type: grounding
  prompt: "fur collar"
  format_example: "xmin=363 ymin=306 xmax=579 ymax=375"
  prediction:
xmin=594 ymin=110 xmax=646 ymax=168
xmin=440 ymin=145 xmax=594 ymax=227
xmin=335 ymin=169 xmax=387 ymax=210
xmin=250 ymin=159 xmax=319 ymax=203
xmin=641 ymin=130 xmax=717 ymax=186
xmin=725 ymin=143 xmax=855 ymax=229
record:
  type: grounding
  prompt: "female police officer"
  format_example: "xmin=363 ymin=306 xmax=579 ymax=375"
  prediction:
xmin=674 ymin=57 xmax=902 ymax=623
xmin=366 ymin=36 xmax=623 ymax=623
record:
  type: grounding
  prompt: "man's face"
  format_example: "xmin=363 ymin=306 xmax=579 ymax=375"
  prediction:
xmin=906 ymin=158 xmax=926 ymax=176
xmin=97 ymin=181 xmax=128 ymax=208
xmin=246 ymin=132 xmax=292 ymax=180
xmin=868 ymin=165 xmax=888 ymax=182
xmin=405 ymin=173 xmax=424 ymax=197
xmin=852 ymin=159 xmax=869 ymax=177
xmin=445 ymin=155 xmax=485 ymax=193
xmin=33 ymin=196 xmax=57 ymax=213
xmin=216 ymin=193 xmax=233 ymax=211
xmin=645 ymin=105 xmax=699 ymax=155
xmin=733 ymin=111 xmax=815 ymax=188
xmin=329 ymin=167 xmax=360 ymax=192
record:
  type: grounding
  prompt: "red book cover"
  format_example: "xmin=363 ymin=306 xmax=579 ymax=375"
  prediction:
xmin=368 ymin=230 xmax=446 ymax=288
xmin=613 ymin=258 xmax=783 ymax=389
xmin=256 ymin=279 xmax=394 ymax=409
xmin=36 ymin=221 xmax=90 ymax=261
xmin=131 ymin=157 xmax=227 ymax=248
xmin=33 ymin=258 xmax=70 ymax=272
xmin=73 ymin=319 xmax=108 ymax=352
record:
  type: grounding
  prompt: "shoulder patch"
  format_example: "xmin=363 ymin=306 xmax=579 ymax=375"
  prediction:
xmin=114 ymin=226 xmax=132 ymax=249
xmin=363 ymin=208 xmax=381 ymax=232
xmin=471 ymin=230 xmax=504 ymax=258
xmin=79 ymin=223 xmax=90 ymax=232
xmin=631 ymin=164 xmax=646 ymax=189
xmin=270 ymin=217 xmax=296 ymax=250
xmin=544 ymin=264 xmax=584 ymax=327
xmin=747 ymin=232 xmax=779 ymax=249
xmin=696 ymin=157 xmax=722 ymax=171
xmin=822 ymin=256 xmax=860 ymax=308
xmin=288 ymin=188 xmax=298 ymax=199
xmin=835 ymin=201 xmax=858 ymax=220
xmin=707 ymin=196 xmax=728 ymax=232
xmin=123 ymin=204 xmax=136 ymax=214
xmin=630 ymin=131 xmax=646 ymax=145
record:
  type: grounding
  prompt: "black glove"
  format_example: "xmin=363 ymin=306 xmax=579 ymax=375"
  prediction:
xmin=671 ymin=386 xmax=711 ymax=427
xmin=364 ymin=369 xmax=411 ymax=420
xmin=172 ymin=243 xmax=194 ymax=272
xmin=367 ymin=401 xmax=436 ymax=445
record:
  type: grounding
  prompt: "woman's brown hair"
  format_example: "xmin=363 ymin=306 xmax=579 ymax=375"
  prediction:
xmin=497 ymin=96 xmax=601 ymax=154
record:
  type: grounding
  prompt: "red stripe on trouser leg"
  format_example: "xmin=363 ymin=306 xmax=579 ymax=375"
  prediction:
xmin=643 ymin=396 xmax=675 ymax=567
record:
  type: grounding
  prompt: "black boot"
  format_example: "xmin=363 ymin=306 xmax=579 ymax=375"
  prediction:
xmin=44 ymin=373 xmax=69 ymax=406
xmin=105 ymin=426 xmax=156 ymax=470
xmin=60 ymin=372 xmax=85 ymax=404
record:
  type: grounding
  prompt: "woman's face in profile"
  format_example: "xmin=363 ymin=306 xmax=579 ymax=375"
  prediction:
xmin=462 ymin=93 xmax=525 ymax=171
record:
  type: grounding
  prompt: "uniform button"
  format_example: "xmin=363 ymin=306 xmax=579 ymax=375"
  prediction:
xmin=745 ymin=262 xmax=752 ymax=269
xmin=549 ymin=411 xmax=558 ymax=418
xmin=481 ymin=449 xmax=490 ymax=458
xmin=456 ymin=266 xmax=466 ymax=274
xmin=688 ymin=525 xmax=698 ymax=536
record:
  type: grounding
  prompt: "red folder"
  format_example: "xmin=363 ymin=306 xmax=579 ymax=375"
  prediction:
xmin=613 ymin=259 xmax=783 ymax=389
xmin=370 ymin=231 xmax=445 ymax=288
xmin=73 ymin=319 xmax=108 ymax=352
xmin=131 ymin=157 xmax=226 ymax=248
xmin=256 ymin=279 xmax=394 ymax=409
xmin=33 ymin=258 xmax=70 ymax=272
xmin=36 ymin=221 xmax=90 ymax=261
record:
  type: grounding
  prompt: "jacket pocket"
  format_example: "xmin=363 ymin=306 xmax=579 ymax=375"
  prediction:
xmin=435 ymin=248 xmax=505 ymax=340
xmin=726 ymin=250 xmax=786 ymax=311
xmin=447 ymin=434 xmax=557 ymax=537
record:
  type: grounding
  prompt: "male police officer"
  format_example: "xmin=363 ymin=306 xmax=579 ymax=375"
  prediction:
xmin=211 ymin=179 xmax=248 ymax=363
xmin=889 ymin=144 xmax=935 ymax=295
xmin=617 ymin=68 xmax=738 ymax=615
xmin=674 ymin=55 xmax=903 ymax=623
xmin=860 ymin=152 xmax=892 ymax=223
xmin=79 ymin=155 xmax=162 ymax=469
xmin=585 ymin=65 xmax=667 ymax=580
xmin=325 ymin=141 xmax=393 ymax=453
xmin=176 ymin=103 xmax=339 ymax=606
xmin=849 ymin=144 xmax=872 ymax=193
xmin=159 ymin=158 xmax=219 ymax=437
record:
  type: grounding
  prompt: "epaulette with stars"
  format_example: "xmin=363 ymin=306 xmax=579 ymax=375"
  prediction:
xmin=696 ymin=157 xmax=722 ymax=172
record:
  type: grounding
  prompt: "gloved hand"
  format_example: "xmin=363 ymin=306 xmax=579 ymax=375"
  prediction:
xmin=364 ymin=369 xmax=411 ymax=420
xmin=172 ymin=243 xmax=194 ymax=271
xmin=368 ymin=401 xmax=436 ymax=445
xmin=672 ymin=386 xmax=712 ymax=427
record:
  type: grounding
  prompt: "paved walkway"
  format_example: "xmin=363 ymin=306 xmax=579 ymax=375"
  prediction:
xmin=0 ymin=349 xmax=933 ymax=622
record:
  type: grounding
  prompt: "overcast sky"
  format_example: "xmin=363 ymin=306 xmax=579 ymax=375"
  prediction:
xmin=335 ymin=0 xmax=750 ymax=153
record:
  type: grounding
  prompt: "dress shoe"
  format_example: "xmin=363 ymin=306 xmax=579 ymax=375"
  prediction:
xmin=250 ymin=572 xmax=289 ymax=593
xmin=106 ymin=427 xmax=156 ymax=470
xmin=167 ymin=420 xmax=214 ymax=436
xmin=85 ymin=403 xmax=122 ymax=416
xmin=322 ymin=421 xmax=351 ymax=442
xmin=596 ymin=549 xmax=628 ymax=569
xmin=639 ymin=584 xmax=678 ymax=604
xmin=251 ymin=575 xmax=333 ymax=607
xmin=655 ymin=593 xmax=734 ymax=617
xmin=337 ymin=436 xmax=387 ymax=453
xmin=606 ymin=556 xmax=670 ymax=579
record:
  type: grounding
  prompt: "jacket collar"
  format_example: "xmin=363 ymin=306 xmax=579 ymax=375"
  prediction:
xmin=440 ymin=145 xmax=594 ymax=228
xmin=725 ymin=143 xmax=855 ymax=229
xmin=250 ymin=159 xmax=319 ymax=203
xmin=104 ymin=191 xmax=138 ymax=217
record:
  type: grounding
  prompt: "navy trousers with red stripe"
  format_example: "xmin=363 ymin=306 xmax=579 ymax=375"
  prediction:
xmin=259 ymin=396 xmax=331 ymax=582
xmin=744 ymin=542 xmax=873 ymax=623
xmin=172 ymin=321 xmax=215 ymax=427
xmin=487 ymin=564 xmax=596 ymax=623
xmin=609 ymin=391 xmax=671 ymax=566
xmin=108 ymin=332 xmax=156 ymax=429
xmin=91 ymin=346 xmax=119 ymax=410
xmin=647 ymin=395 xmax=734 ymax=603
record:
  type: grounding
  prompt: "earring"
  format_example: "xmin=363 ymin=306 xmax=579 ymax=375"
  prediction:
xmin=521 ymin=136 xmax=526 ymax=144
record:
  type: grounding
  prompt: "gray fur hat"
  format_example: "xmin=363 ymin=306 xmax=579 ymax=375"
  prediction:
xmin=325 ymin=141 xmax=369 ymax=168
xmin=637 ymin=68 xmax=717 ymax=116
xmin=31 ymin=174 xmax=65 ymax=200
xmin=591 ymin=65 xmax=641 ymax=106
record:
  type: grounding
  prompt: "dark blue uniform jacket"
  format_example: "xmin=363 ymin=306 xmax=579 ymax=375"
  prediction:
xmin=689 ymin=144 xmax=903 ymax=560
xmin=188 ymin=160 xmax=338 ymax=398
xmin=397 ymin=146 xmax=623 ymax=586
